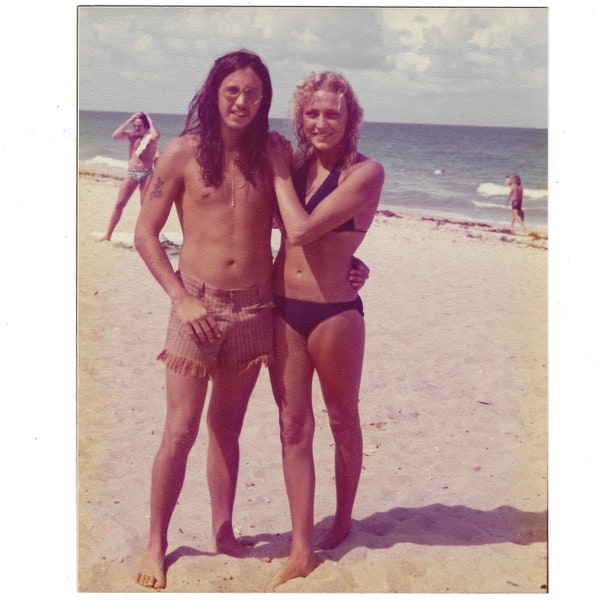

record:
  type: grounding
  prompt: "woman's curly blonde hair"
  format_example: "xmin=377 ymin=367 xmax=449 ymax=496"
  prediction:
xmin=291 ymin=71 xmax=363 ymax=169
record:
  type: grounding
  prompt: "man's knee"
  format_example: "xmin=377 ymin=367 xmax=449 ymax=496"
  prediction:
xmin=163 ymin=420 xmax=200 ymax=455
xmin=279 ymin=413 xmax=315 ymax=448
xmin=206 ymin=411 xmax=245 ymax=441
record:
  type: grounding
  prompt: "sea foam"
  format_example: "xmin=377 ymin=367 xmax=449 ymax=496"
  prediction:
xmin=477 ymin=182 xmax=548 ymax=199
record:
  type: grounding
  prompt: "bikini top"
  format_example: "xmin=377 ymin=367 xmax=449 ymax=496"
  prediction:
xmin=292 ymin=162 xmax=366 ymax=233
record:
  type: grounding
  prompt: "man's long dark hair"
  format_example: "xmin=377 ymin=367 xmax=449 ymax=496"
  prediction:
xmin=181 ymin=50 xmax=273 ymax=188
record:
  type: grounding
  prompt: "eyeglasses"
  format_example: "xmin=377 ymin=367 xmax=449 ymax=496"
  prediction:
xmin=219 ymin=85 xmax=263 ymax=106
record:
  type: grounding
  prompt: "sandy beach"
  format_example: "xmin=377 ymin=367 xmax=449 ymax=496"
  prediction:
xmin=77 ymin=171 xmax=548 ymax=593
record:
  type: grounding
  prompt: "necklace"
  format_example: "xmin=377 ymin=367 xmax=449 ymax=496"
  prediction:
xmin=231 ymin=154 xmax=237 ymax=207
xmin=230 ymin=152 xmax=249 ymax=207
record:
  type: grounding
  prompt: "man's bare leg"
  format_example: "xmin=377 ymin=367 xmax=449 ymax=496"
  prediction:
xmin=206 ymin=363 xmax=261 ymax=557
xmin=135 ymin=369 xmax=209 ymax=589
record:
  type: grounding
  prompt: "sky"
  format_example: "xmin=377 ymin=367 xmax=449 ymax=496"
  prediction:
xmin=78 ymin=5 xmax=548 ymax=128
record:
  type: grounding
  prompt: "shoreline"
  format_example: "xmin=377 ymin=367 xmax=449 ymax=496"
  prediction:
xmin=78 ymin=168 xmax=548 ymax=252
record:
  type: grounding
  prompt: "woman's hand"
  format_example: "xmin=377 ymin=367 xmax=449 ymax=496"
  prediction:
xmin=267 ymin=131 xmax=293 ymax=178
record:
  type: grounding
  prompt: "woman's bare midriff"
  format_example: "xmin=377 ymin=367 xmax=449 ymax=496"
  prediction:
xmin=273 ymin=231 xmax=365 ymax=302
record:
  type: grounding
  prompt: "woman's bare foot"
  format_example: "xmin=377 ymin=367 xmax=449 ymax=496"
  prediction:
xmin=135 ymin=545 xmax=167 ymax=589
xmin=272 ymin=552 xmax=319 ymax=588
xmin=318 ymin=519 xmax=352 ymax=550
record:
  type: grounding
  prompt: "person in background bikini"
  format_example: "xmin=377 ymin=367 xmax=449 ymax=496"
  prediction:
xmin=99 ymin=112 xmax=160 ymax=241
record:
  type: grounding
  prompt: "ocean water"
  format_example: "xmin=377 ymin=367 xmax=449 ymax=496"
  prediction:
xmin=79 ymin=110 xmax=548 ymax=230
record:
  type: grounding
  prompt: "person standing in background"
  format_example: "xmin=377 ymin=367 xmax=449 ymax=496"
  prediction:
xmin=506 ymin=173 xmax=526 ymax=231
xmin=99 ymin=112 xmax=160 ymax=241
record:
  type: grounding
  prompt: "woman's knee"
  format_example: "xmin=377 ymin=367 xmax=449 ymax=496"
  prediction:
xmin=115 ymin=191 xmax=134 ymax=210
xmin=327 ymin=405 xmax=361 ymax=439
xmin=116 ymin=182 xmax=137 ymax=207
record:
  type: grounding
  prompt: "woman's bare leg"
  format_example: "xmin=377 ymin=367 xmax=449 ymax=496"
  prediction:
xmin=206 ymin=363 xmax=261 ymax=557
xmin=308 ymin=310 xmax=365 ymax=550
xmin=139 ymin=174 xmax=153 ymax=205
xmin=99 ymin=176 xmax=139 ymax=241
xmin=269 ymin=316 xmax=319 ymax=587
xmin=135 ymin=368 xmax=209 ymax=589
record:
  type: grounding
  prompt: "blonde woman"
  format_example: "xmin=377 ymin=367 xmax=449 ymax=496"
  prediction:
xmin=268 ymin=71 xmax=384 ymax=586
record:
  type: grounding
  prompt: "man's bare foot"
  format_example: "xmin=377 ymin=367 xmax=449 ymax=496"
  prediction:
xmin=135 ymin=546 xmax=166 ymax=589
xmin=211 ymin=532 xmax=251 ymax=558
xmin=272 ymin=553 xmax=319 ymax=588
xmin=96 ymin=235 xmax=111 ymax=242
xmin=318 ymin=520 xmax=352 ymax=550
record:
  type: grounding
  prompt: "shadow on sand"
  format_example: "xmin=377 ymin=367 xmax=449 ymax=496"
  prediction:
xmin=239 ymin=503 xmax=547 ymax=562
xmin=164 ymin=545 xmax=216 ymax=570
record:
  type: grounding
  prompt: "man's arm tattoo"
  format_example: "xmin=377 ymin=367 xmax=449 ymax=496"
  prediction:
xmin=148 ymin=176 xmax=165 ymax=202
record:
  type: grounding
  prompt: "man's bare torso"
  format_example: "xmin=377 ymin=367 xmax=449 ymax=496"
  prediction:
xmin=161 ymin=135 xmax=275 ymax=290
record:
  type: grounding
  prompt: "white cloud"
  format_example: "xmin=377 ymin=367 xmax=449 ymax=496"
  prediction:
xmin=134 ymin=34 xmax=154 ymax=52
xmin=78 ymin=5 xmax=547 ymax=127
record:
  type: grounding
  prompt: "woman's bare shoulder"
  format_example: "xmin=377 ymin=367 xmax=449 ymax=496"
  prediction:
xmin=357 ymin=153 xmax=383 ymax=170
xmin=343 ymin=154 xmax=384 ymax=183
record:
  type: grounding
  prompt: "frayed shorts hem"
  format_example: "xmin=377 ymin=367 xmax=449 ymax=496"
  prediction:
xmin=157 ymin=350 xmax=273 ymax=380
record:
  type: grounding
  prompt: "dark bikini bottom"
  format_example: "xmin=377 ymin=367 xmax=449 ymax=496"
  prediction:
xmin=273 ymin=294 xmax=364 ymax=338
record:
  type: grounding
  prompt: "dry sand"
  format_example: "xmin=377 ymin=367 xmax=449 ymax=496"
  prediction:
xmin=78 ymin=171 xmax=547 ymax=593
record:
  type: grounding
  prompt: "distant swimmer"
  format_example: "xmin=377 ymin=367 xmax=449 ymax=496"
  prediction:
xmin=434 ymin=168 xmax=445 ymax=175
xmin=504 ymin=174 xmax=513 ymax=187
